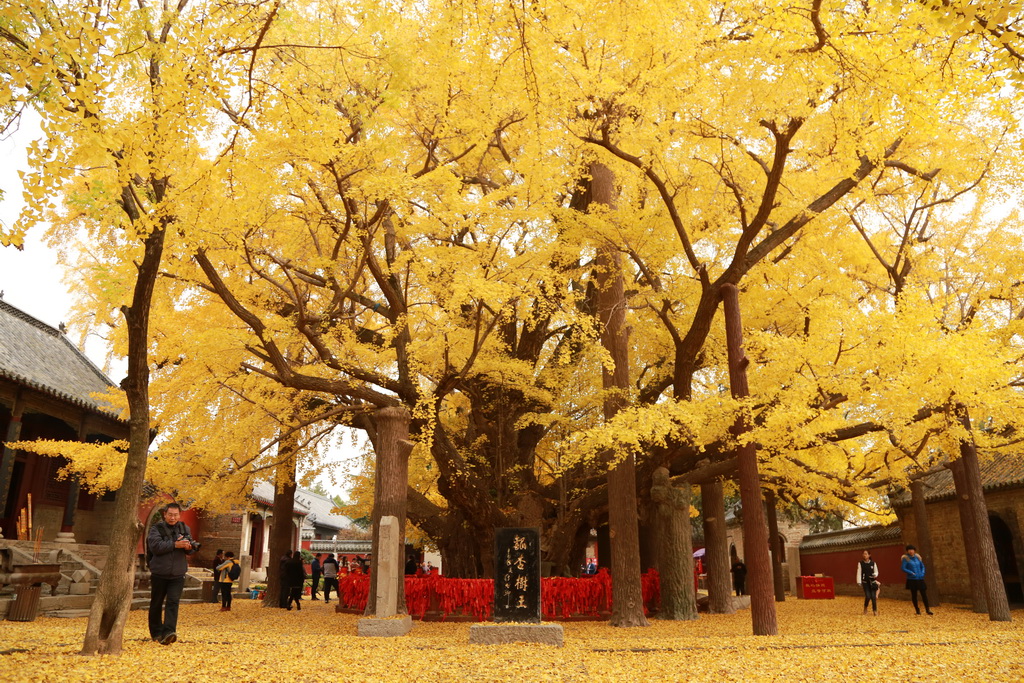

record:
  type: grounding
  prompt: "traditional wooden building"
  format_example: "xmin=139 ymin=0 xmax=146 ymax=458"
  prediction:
xmin=0 ymin=299 xmax=129 ymax=545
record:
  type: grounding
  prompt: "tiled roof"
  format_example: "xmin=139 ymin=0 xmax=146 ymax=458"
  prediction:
xmin=295 ymin=488 xmax=353 ymax=532
xmin=800 ymin=524 xmax=902 ymax=553
xmin=0 ymin=299 xmax=122 ymax=418
xmin=251 ymin=480 xmax=310 ymax=515
xmin=889 ymin=451 xmax=1024 ymax=507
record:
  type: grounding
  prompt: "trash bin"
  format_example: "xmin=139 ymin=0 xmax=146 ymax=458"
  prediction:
xmin=202 ymin=580 xmax=217 ymax=602
xmin=8 ymin=585 xmax=43 ymax=622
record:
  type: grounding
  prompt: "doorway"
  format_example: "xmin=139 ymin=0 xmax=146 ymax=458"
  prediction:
xmin=989 ymin=514 xmax=1023 ymax=604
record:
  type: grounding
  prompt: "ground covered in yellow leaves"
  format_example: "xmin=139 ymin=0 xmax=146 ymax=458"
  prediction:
xmin=1 ymin=597 xmax=1021 ymax=681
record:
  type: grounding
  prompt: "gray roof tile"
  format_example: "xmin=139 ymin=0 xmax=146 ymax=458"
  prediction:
xmin=0 ymin=299 xmax=121 ymax=418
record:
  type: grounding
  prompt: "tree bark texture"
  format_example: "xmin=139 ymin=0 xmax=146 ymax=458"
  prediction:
xmin=365 ymin=406 xmax=412 ymax=616
xmin=263 ymin=440 xmax=298 ymax=609
xmin=593 ymin=161 xmax=649 ymax=628
xmin=956 ymin=404 xmax=1011 ymax=622
xmin=910 ymin=479 xmax=939 ymax=606
xmin=721 ymin=283 xmax=777 ymax=636
xmin=764 ymin=490 xmax=786 ymax=602
xmin=81 ymin=223 xmax=166 ymax=655
xmin=651 ymin=468 xmax=697 ymax=620
xmin=949 ymin=459 xmax=987 ymax=613
xmin=700 ymin=479 xmax=735 ymax=614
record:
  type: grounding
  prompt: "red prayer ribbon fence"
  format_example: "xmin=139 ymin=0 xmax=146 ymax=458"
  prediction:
xmin=335 ymin=568 xmax=660 ymax=621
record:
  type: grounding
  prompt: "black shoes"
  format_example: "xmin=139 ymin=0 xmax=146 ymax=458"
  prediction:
xmin=159 ymin=632 xmax=177 ymax=645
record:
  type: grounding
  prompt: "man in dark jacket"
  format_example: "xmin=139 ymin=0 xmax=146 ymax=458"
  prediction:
xmin=147 ymin=503 xmax=196 ymax=645
xmin=310 ymin=553 xmax=322 ymax=600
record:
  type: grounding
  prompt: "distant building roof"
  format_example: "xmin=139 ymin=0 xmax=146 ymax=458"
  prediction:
xmin=251 ymin=480 xmax=310 ymax=515
xmin=800 ymin=524 xmax=902 ymax=554
xmin=295 ymin=488 xmax=353 ymax=534
xmin=0 ymin=298 xmax=122 ymax=418
xmin=889 ymin=452 xmax=1024 ymax=507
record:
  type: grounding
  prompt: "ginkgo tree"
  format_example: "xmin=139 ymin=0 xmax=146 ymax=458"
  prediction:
xmin=0 ymin=0 xmax=259 ymax=654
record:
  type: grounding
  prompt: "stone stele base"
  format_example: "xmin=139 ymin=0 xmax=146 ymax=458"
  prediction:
xmin=469 ymin=623 xmax=564 ymax=647
xmin=357 ymin=614 xmax=413 ymax=637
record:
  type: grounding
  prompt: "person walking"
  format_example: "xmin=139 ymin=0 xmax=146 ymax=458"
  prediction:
xmin=210 ymin=549 xmax=225 ymax=603
xmin=857 ymin=549 xmax=880 ymax=616
xmin=322 ymin=553 xmax=339 ymax=603
xmin=216 ymin=551 xmax=240 ymax=611
xmin=901 ymin=545 xmax=933 ymax=615
xmin=731 ymin=558 xmax=747 ymax=597
xmin=310 ymin=553 xmax=322 ymax=600
xmin=147 ymin=503 xmax=196 ymax=645
xmin=285 ymin=552 xmax=306 ymax=611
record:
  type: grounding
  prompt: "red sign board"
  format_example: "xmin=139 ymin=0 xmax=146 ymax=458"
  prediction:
xmin=799 ymin=576 xmax=834 ymax=599
xmin=231 ymin=516 xmax=242 ymax=524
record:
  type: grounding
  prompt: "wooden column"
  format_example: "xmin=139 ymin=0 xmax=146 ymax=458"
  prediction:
xmin=910 ymin=479 xmax=939 ymax=606
xmin=950 ymin=459 xmax=987 ymax=613
xmin=957 ymin=404 xmax=1011 ymax=622
xmin=722 ymin=283 xmax=777 ymax=635
xmin=701 ymin=479 xmax=735 ymax=614
xmin=0 ymin=388 xmax=26 ymax=522
xmin=765 ymin=490 xmax=786 ymax=602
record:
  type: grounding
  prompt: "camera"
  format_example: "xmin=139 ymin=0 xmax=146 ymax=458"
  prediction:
xmin=183 ymin=535 xmax=201 ymax=552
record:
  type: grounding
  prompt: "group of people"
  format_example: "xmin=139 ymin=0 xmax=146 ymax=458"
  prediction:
xmin=145 ymin=501 xmax=941 ymax=648
xmin=720 ymin=543 xmax=933 ymax=617
xmin=857 ymin=545 xmax=933 ymax=616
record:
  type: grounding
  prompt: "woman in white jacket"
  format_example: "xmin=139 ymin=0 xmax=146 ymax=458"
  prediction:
xmin=856 ymin=549 xmax=880 ymax=616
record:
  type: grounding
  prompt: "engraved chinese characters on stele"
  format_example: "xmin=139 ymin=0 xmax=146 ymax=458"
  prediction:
xmin=493 ymin=527 xmax=541 ymax=624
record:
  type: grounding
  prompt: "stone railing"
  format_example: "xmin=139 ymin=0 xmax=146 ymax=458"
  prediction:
xmin=307 ymin=539 xmax=372 ymax=554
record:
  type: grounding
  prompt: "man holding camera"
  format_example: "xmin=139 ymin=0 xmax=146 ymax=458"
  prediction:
xmin=147 ymin=503 xmax=197 ymax=645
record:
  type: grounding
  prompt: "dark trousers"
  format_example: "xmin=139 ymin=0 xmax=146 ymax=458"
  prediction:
xmin=287 ymin=585 xmax=303 ymax=609
xmin=311 ymin=573 xmax=321 ymax=598
xmin=149 ymin=575 xmax=185 ymax=640
xmin=862 ymin=582 xmax=878 ymax=611
xmin=323 ymin=577 xmax=338 ymax=602
xmin=733 ymin=578 xmax=745 ymax=596
xmin=908 ymin=578 xmax=931 ymax=613
xmin=220 ymin=583 xmax=233 ymax=608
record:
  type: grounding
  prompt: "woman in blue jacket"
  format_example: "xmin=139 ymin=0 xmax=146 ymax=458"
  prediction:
xmin=901 ymin=545 xmax=933 ymax=615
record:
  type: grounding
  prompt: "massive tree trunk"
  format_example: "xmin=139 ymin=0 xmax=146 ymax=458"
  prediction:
xmin=956 ymin=404 xmax=1011 ymax=622
xmin=651 ymin=468 xmax=697 ymax=620
xmin=764 ymin=490 xmax=786 ymax=602
xmin=263 ymin=439 xmax=298 ymax=609
xmin=701 ymin=479 xmax=735 ymax=614
xmin=593 ymin=161 xmax=649 ymax=628
xmin=80 ymin=219 xmax=167 ymax=655
xmin=365 ymin=406 xmax=412 ymax=616
xmin=722 ymin=283 xmax=777 ymax=635
xmin=910 ymin=479 xmax=939 ymax=606
xmin=949 ymin=459 xmax=987 ymax=613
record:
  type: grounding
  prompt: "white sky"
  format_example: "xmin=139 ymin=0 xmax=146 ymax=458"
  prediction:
xmin=0 ymin=113 xmax=73 ymax=331
xmin=0 ymin=115 xmax=363 ymax=500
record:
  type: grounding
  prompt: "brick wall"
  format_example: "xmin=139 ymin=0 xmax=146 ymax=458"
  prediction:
xmin=897 ymin=487 xmax=1024 ymax=605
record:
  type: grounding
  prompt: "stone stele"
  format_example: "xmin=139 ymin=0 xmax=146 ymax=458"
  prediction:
xmin=468 ymin=623 xmax=564 ymax=647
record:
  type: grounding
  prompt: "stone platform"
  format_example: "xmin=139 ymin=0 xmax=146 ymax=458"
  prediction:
xmin=357 ymin=614 xmax=413 ymax=637
xmin=469 ymin=623 xmax=564 ymax=647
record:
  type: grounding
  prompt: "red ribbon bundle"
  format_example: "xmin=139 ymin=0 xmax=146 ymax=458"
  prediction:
xmin=335 ymin=569 xmax=662 ymax=621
